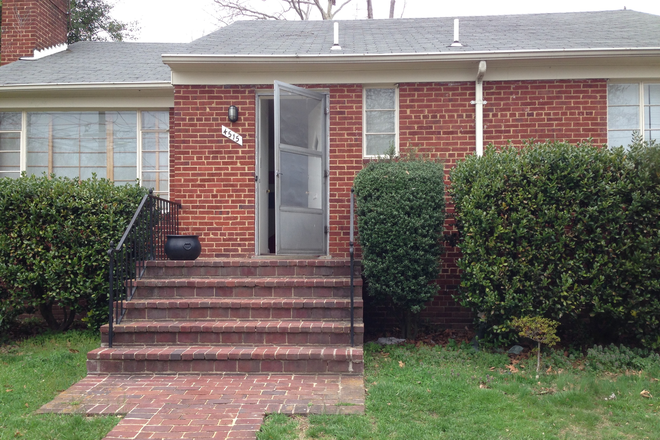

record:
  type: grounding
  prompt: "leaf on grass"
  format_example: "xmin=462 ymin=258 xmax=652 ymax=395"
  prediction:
xmin=651 ymin=378 xmax=659 ymax=383
xmin=489 ymin=366 xmax=496 ymax=371
xmin=399 ymin=361 xmax=405 ymax=368
xmin=24 ymin=403 xmax=28 ymax=408
xmin=641 ymin=390 xmax=653 ymax=398
xmin=506 ymin=364 xmax=519 ymax=373
xmin=5 ymin=389 xmax=12 ymax=392
xmin=479 ymin=383 xmax=490 ymax=389
xmin=69 ymin=349 xmax=79 ymax=353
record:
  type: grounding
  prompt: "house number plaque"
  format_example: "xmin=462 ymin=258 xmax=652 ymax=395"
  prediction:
xmin=222 ymin=125 xmax=243 ymax=146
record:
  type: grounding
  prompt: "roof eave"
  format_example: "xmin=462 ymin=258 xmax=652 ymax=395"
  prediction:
xmin=162 ymin=47 xmax=660 ymax=65
xmin=0 ymin=81 xmax=173 ymax=92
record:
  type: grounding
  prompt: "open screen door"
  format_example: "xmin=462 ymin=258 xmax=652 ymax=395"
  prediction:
xmin=274 ymin=80 xmax=328 ymax=255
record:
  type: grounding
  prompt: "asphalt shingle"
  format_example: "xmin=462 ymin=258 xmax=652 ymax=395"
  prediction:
xmin=0 ymin=10 xmax=658 ymax=87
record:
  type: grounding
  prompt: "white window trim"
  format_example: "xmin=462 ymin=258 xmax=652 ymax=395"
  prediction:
xmin=363 ymin=85 xmax=399 ymax=158
xmin=608 ymin=81 xmax=659 ymax=145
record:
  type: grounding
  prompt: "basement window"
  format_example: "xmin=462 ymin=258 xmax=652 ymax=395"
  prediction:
xmin=608 ymin=82 xmax=660 ymax=147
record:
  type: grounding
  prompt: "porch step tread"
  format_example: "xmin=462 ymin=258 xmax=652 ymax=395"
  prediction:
xmin=135 ymin=277 xmax=362 ymax=287
xmin=88 ymin=345 xmax=363 ymax=362
xmin=103 ymin=320 xmax=364 ymax=333
xmin=146 ymin=259 xmax=356 ymax=267
xmin=123 ymin=298 xmax=363 ymax=309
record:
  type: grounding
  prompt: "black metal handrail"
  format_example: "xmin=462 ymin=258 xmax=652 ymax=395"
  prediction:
xmin=350 ymin=187 xmax=355 ymax=347
xmin=107 ymin=190 xmax=181 ymax=347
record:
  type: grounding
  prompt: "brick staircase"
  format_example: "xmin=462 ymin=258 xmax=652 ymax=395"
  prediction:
xmin=87 ymin=259 xmax=364 ymax=375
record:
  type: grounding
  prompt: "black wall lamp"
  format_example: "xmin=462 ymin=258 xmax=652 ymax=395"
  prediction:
xmin=228 ymin=105 xmax=239 ymax=123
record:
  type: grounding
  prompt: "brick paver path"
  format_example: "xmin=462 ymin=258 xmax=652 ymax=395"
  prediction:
xmin=38 ymin=374 xmax=364 ymax=439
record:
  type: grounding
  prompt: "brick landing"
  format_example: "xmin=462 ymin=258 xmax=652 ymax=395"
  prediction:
xmin=38 ymin=373 xmax=364 ymax=439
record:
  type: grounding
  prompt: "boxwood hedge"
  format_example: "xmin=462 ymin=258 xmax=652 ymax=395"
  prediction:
xmin=0 ymin=174 xmax=146 ymax=331
xmin=450 ymin=138 xmax=660 ymax=348
xmin=354 ymin=154 xmax=446 ymax=337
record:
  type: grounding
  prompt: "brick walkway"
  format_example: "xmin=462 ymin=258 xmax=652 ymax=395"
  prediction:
xmin=38 ymin=374 xmax=364 ymax=439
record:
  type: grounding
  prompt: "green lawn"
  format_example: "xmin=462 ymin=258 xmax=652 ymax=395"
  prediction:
xmin=0 ymin=330 xmax=119 ymax=440
xmin=258 ymin=342 xmax=660 ymax=440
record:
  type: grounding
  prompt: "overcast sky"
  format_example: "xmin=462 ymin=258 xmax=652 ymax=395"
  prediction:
xmin=111 ymin=0 xmax=660 ymax=43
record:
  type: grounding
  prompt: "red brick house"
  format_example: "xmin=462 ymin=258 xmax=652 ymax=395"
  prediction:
xmin=1 ymin=1 xmax=660 ymax=373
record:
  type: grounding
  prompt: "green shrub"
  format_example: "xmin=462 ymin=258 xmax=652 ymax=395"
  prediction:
xmin=0 ymin=174 xmax=146 ymax=331
xmin=450 ymin=139 xmax=660 ymax=348
xmin=354 ymin=151 xmax=446 ymax=338
xmin=585 ymin=344 xmax=660 ymax=372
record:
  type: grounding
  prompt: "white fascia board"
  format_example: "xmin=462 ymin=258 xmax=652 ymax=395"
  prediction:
xmin=0 ymin=83 xmax=175 ymax=110
xmin=0 ymin=81 xmax=173 ymax=92
xmin=162 ymin=47 xmax=660 ymax=65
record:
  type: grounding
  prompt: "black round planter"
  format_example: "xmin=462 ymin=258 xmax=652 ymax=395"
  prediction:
xmin=164 ymin=235 xmax=202 ymax=260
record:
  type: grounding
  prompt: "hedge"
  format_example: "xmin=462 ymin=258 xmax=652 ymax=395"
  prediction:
xmin=354 ymin=153 xmax=446 ymax=337
xmin=450 ymin=138 xmax=660 ymax=348
xmin=0 ymin=174 xmax=147 ymax=331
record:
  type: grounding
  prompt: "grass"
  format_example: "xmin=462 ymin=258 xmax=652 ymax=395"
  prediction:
xmin=0 ymin=330 xmax=119 ymax=440
xmin=258 ymin=341 xmax=660 ymax=440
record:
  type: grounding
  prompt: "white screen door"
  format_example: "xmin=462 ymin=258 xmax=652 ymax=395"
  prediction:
xmin=274 ymin=80 xmax=328 ymax=255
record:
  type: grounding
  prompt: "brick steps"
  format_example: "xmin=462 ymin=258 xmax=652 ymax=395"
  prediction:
xmin=132 ymin=277 xmax=360 ymax=299
xmin=87 ymin=346 xmax=364 ymax=374
xmin=122 ymin=298 xmax=363 ymax=321
xmin=101 ymin=320 xmax=364 ymax=346
xmin=145 ymin=259 xmax=360 ymax=278
xmin=93 ymin=258 xmax=363 ymax=375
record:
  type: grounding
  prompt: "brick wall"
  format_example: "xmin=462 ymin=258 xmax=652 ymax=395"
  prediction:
xmin=171 ymin=79 xmax=608 ymax=331
xmin=1 ymin=0 xmax=68 ymax=65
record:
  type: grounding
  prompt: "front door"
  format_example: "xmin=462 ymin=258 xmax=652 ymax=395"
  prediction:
xmin=273 ymin=81 xmax=328 ymax=255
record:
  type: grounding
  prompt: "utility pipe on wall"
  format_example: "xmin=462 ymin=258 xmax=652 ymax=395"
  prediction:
xmin=471 ymin=61 xmax=487 ymax=156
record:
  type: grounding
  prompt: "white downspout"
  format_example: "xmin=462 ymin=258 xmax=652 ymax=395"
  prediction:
xmin=471 ymin=61 xmax=487 ymax=156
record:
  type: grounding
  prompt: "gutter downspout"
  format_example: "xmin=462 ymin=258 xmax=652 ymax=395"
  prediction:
xmin=471 ymin=61 xmax=487 ymax=156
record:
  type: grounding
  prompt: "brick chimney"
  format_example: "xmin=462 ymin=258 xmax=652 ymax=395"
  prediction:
xmin=1 ymin=0 xmax=69 ymax=66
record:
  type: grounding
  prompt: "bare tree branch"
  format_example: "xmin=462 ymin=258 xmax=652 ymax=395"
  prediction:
xmin=366 ymin=0 xmax=373 ymax=19
xmin=213 ymin=0 xmax=291 ymax=24
xmin=331 ymin=0 xmax=354 ymax=18
xmin=389 ymin=0 xmax=395 ymax=19
xmin=214 ymin=0 xmax=380 ymax=23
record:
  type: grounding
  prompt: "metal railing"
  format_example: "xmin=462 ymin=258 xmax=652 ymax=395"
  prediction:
xmin=350 ymin=187 xmax=355 ymax=347
xmin=107 ymin=190 xmax=181 ymax=347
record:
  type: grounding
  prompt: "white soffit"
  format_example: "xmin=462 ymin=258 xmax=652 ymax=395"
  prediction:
xmin=166 ymin=53 xmax=660 ymax=86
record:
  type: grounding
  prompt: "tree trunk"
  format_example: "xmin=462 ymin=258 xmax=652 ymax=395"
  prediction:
xmin=402 ymin=309 xmax=418 ymax=340
xmin=536 ymin=341 xmax=541 ymax=373
xmin=39 ymin=302 xmax=75 ymax=332
xmin=389 ymin=0 xmax=396 ymax=18
xmin=366 ymin=0 xmax=373 ymax=18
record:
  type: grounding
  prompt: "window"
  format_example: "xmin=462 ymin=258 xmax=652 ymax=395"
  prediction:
xmin=363 ymin=87 xmax=398 ymax=157
xmin=140 ymin=111 xmax=169 ymax=198
xmin=27 ymin=112 xmax=137 ymax=182
xmin=608 ymin=83 xmax=660 ymax=147
xmin=0 ymin=110 xmax=170 ymax=197
xmin=0 ymin=112 xmax=22 ymax=179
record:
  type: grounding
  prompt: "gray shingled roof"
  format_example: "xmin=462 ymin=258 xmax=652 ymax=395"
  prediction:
xmin=182 ymin=10 xmax=660 ymax=56
xmin=0 ymin=42 xmax=185 ymax=86
xmin=1 ymin=10 xmax=659 ymax=87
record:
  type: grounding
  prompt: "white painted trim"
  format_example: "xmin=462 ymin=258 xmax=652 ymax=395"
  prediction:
xmin=20 ymin=44 xmax=68 ymax=61
xmin=137 ymin=111 xmax=143 ymax=192
xmin=0 ymin=82 xmax=172 ymax=92
xmin=20 ymin=111 xmax=27 ymax=173
xmin=162 ymin=48 xmax=660 ymax=65
xmin=168 ymin=55 xmax=660 ymax=86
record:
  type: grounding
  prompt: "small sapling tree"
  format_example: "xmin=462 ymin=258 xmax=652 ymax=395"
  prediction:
xmin=511 ymin=316 xmax=560 ymax=373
